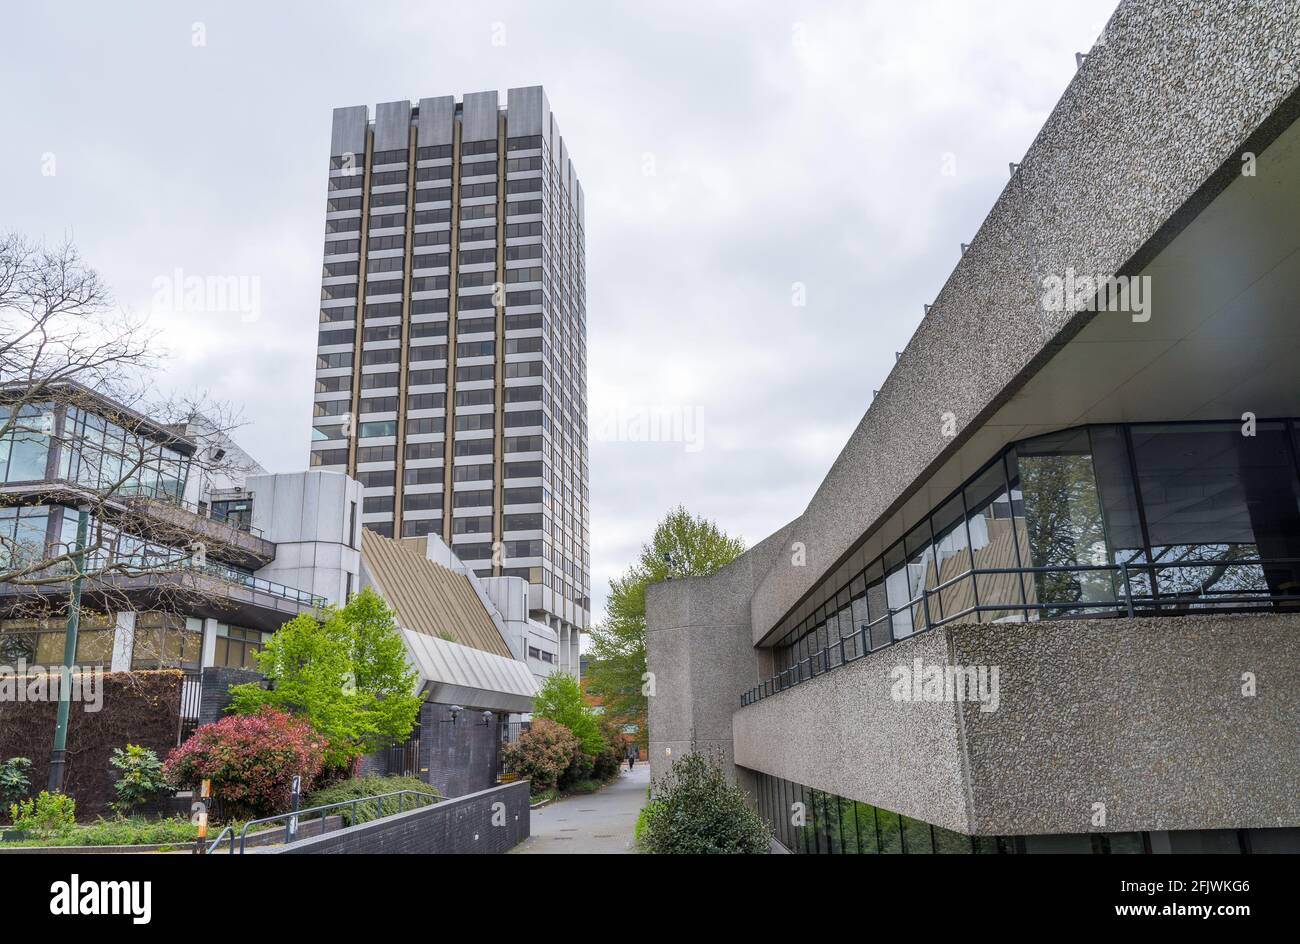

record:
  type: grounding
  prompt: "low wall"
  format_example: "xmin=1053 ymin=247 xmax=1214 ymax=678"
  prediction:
xmin=259 ymin=780 xmax=530 ymax=854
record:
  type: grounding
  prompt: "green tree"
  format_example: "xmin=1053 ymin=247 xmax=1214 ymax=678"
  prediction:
xmin=585 ymin=506 xmax=746 ymax=740
xmin=227 ymin=588 xmax=423 ymax=768
xmin=532 ymin=672 xmax=603 ymax=756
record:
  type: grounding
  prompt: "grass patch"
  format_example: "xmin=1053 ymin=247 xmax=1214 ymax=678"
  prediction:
xmin=560 ymin=779 xmax=605 ymax=796
xmin=0 ymin=816 xmax=197 ymax=848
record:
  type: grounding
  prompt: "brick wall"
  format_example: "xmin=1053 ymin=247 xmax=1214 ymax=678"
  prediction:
xmin=419 ymin=701 xmax=503 ymax=797
xmin=262 ymin=780 xmax=530 ymax=854
xmin=198 ymin=666 xmax=261 ymax=725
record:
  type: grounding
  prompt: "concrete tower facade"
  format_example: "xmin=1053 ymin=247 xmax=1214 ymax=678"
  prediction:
xmin=310 ymin=86 xmax=590 ymax=642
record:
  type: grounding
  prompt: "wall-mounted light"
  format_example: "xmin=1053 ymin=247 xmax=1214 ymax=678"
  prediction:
xmin=481 ymin=710 xmax=493 ymax=726
xmin=442 ymin=705 xmax=464 ymax=724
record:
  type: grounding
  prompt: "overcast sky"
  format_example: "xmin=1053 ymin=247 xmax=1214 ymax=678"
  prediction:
xmin=2 ymin=0 xmax=1117 ymax=620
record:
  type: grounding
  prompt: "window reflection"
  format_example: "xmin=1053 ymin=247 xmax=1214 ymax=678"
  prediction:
xmin=764 ymin=419 xmax=1300 ymax=699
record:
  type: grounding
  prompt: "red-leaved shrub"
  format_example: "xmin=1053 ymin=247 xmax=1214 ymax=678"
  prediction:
xmin=163 ymin=708 xmax=326 ymax=819
xmin=502 ymin=717 xmax=579 ymax=795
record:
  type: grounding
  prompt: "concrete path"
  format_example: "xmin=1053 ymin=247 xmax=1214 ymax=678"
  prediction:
xmin=510 ymin=762 xmax=649 ymax=854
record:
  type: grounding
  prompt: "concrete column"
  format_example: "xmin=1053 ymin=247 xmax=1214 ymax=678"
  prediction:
xmin=201 ymin=618 xmax=220 ymax=668
xmin=110 ymin=611 xmax=136 ymax=672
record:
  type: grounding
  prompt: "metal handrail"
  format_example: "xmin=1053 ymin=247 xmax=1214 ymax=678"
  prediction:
xmin=741 ymin=556 xmax=1300 ymax=706
xmin=205 ymin=789 xmax=437 ymax=854
xmin=186 ymin=560 xmax=327 ymax=608
xmin=118 ymin=485 xmax=266 ymax=539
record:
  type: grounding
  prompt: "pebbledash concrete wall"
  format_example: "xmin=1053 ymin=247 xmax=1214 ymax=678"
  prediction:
xmin=260 ymin=780 xmax=530 ymax=854
xmin=644 ymin=0 xmax=1300 ymax=832
xmin=646 ymin=525 xmax=792 ymax=791
xmin=745 ymin=0 xmax=1300 ymax=644
xmin=730 ymin=612 xmax=1300 ymax=835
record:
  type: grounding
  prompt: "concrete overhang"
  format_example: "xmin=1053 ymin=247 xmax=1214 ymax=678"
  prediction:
xmin=733 ymin=612 xmax=1300 ymax=835
xmin=825 ymin=110 xmax=1300 ymax=607
xmin=749 ymin=0 xmax=1300 ymax=646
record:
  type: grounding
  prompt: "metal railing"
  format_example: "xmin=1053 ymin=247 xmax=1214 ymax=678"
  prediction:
xmin=118 ymin=484 xmax=266 ymax=539
xmin=205 ymin=789 xmax=438 ymax=854
xmin=178 ymin=670 xmax=202 ymax=744
xmin=185 ymin=560 xmax=327 ymax=608
xmin=741 ymin=557 xmax=1300 ymax=706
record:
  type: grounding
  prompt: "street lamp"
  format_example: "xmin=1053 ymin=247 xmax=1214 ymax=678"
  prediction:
xmin=49 ymin=505 xmax=89 ymax=792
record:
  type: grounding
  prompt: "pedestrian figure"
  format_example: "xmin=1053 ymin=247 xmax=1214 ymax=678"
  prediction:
xmin=626 ymin=744 xmax=636 ymax=770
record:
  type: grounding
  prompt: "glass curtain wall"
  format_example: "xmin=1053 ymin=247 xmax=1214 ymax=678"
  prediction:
xmin=769 ymin=420 xmax=1300 ymax=690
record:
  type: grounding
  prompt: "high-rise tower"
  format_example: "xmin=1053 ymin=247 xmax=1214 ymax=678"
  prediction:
xmin=311 ymin=87 xmax=590 ymax=638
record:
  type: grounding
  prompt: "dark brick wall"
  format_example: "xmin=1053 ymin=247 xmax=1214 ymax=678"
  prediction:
xmin=419 ymin=702 xmax=503 ymax=798
xmin=264 ymin=780 xmax=530 ymax=854
xmin=198 ymin=666 xmax=261 ymax=725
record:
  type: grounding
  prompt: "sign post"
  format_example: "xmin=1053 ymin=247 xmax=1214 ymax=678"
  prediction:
xmin=192 ymin=779 xmax=211 ymax=854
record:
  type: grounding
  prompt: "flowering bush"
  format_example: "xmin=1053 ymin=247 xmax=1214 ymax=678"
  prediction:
xmin=163 ymin=708 xmax=326 ymax=819
xmin=502 ymin=718 xmax=580 ymax=796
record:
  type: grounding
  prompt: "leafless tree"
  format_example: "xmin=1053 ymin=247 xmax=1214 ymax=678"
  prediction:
xmin=0 ymin=233 xmax=258 ymax=629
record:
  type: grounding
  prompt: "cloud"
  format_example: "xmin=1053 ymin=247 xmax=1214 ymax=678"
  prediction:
xmin=0 ymin=0 xmax=1120 ymax=622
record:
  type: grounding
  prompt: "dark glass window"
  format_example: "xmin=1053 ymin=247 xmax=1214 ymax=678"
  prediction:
xmin=1130 ymin=422 xmax=1300 ymax=604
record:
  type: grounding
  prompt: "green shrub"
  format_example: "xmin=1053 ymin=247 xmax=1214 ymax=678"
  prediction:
xmin=0 ymin=757 xmax=32 ymax=811
xmin=110 ymin=744 xmax=168 ymax=812
xmin=559 ymin=750 xmax=595 ymax=789
xmin=503 ymin=718 xmax=579 ymax=796
xmin=562 ymin=778 xmax=603 ymax=796
xmin=0 ymin=816 xmax=196 ymax=848
xmin=591 ymin=718 xmax=625 ymax=781
xmin=305 ymin=775 xmax=438 ymax=825
xmin=531 ymin=674 xmax=604 ymax=756
xmin=641 ymin=751 xmax=769 ymax=854
xmin=634 ymin=801 xmax=657 ymax=847
xmin=9 ymin=791 xmax=77 ymax=838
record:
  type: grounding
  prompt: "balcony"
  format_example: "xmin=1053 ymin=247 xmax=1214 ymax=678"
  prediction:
xmin=118 ymin=489 xmax=276 ymax=570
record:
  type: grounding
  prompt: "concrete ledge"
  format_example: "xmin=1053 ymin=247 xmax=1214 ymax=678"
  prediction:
xmin=734 ymin=612 xmax=1300 ymax=836
xmin=257 ymin=780 xmax=530 ymax=854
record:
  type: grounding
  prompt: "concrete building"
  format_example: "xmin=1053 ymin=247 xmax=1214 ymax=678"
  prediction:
xmin=646 ymin=0 xmax=1300 ymax=854
xmin=0 ymin=383 xmax=357 ymax=684
xmin=0 ymin=384 xmax=550 ymax=798
xmin=309 ymin=86 xmax=590 ymax=669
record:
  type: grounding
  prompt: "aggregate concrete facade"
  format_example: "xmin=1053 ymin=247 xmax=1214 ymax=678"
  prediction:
xmin=732 ymin=612 xmax=1300 ymax=834
xmin=646 ymin=524 xmax=791 ymax=789
xmin=748 ymin=0 xmax=1300 ymax=645
xmin=643 ymin=0 xmax=1300 ymax=843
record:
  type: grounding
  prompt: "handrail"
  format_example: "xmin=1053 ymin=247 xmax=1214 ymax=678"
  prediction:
xmin=205 ymin=789 xmax=437 ymax=854
xmin=119 ymin=485 xmax=267 ymax=539
xmin=741 ymin=557 xmax=1300 ymax=706
xmin=185 ymin=560 xmax=327 ymax=608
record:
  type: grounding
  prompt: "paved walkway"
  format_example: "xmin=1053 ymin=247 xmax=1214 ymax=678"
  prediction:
xmin=510 ymin=762 xmax=649 ymax=854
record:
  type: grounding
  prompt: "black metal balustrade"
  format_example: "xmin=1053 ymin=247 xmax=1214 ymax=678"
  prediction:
xmin=178 ymin=669 xmax=202 ymax=743
xmin=186 ymin=560 xmax=328 ymax=608
xmin=740 ymin=557 xmax=1300 ymax=707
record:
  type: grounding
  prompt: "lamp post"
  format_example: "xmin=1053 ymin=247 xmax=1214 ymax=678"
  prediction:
xmin=48 ymin=505 xmax=89 ymax=793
